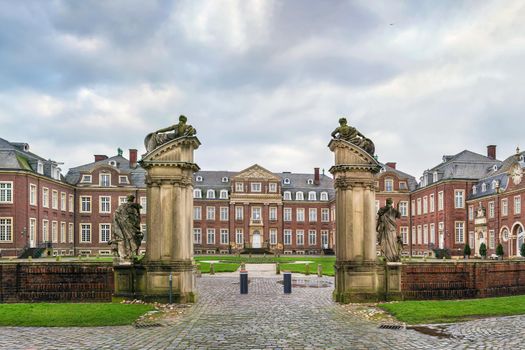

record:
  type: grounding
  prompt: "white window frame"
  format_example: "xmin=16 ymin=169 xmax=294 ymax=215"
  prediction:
xmin=308 ymin=230 xmax=316 ymax=246
xmin=220 ymin=207 xmax=229 ymax=221
xmin=283 ymin=191 xmax=292 ymax=200
xmin=235 ymin=206 xmax=243 ymax=220
xmin=220 ymin=190 xmax=228 ymax=199
xmin=514 ymin=196 xmax=521 ymax=215
xmin=42 ymin=219 xmax=49 ymax=242
xmin=296 ymin=208 xmax=305 ymax=222
xmin=51 ymin=221 xmax=58 ymax=243
xmin=29 ymin=184 xmax=37 ymax=206
xmin=429 ymin=194 xmax=435 ymax=212
xmin=411 ymin=200 xmax=415 ymax=216
xmin=489 ymin=201 xmax=495 ymax=218
xmin=399 ymin=201 xmax=408 ymax=217
xmin=207 ymin=229 xmax=215 ymax=244
xmin=269 ymin=183 xmax=277 ymax=193
xmin=0 ymin=217 xmax=13 ymax=242
xmin=251 ymin=182 xmax=262 ymax=192
xmin=68 ymin=222 xmax=74 ymax=243
xmin=207 ymin=189 xmax=215 ymax=199
xmin=430 ymin=223 xmax=435 ymax=244
xmin=270 ymin=228 xmax=277 ymax=245
xmin=501 ymin=198 xmax=508 ymax=216
xmin=99 ymin=223 xmax=111 ymax=243
xmin=269 ymin=207 xmax=277 ymax=221
xmin=51 ymin=190 xmax=58 ymax=210
xmin=99 ymin=173 xmax=111 ymax=187
xmin=468 ymin=206 xmax=474 ymax=221
xmin=80 ymin=174 xmax=92 ymax=183
xmin=284 ymin=229 xmax=292 ymax=245
xmin=80 ymin=196 xmax=92 ymax=213
xmin=321 ymin=230 xmax=329 ymax=247
xmin=80 ymin=223 xmax=91 ymax=243
xmin=193 ymin=228 xmax=202 ymax=244
xmin=140 ymin=197 xmax=147 ymax=214
xmin=251 ymin=207 xmax=262 ymax=220
xmin=384 ymin=178 xmax=394 ymax=192
xmin=220 ymin=229 xmax=229 ymax=244
xmin=423 ymin=196 xmax=428 ymax=214
xmin=42 ymin=187 xmax=49 ymax=208
xmin=400 ymin=226 xmax=408 ymax=245
xmin=206 ymin=206 xmax=215 ymax=220
xmin=423 ymin=224 xmax=428 ymax=244
xmin=235 ymin=229 xmax=243 ymax=245
xmin=60 ymin=221 xmax=66 ymax=243
xmin=321 ymin=208 xmax=330 ymax=222
xmin=119 ymin=176 xmax=129 ymax=184
xmin=320 ymin=192 xmax=328 ymax=201
xmin=308 ymin=191 xmax=316 ymax=201
xmin=296 ymin=230 xmax=304 ymax=245
xmin=99 ymin=196 xmax=111 ymax=214
xmin=417 ymin=198 xmax=421 ymax=215
xmin=235 ymin=182 xmax=244 ymax=192
xmin=309 ymin=208 xmax=317 ymax=222
xmin=60 ymin=192 xmax=66 ymax=211
xmin=438 ymin=191 xmax=444 ymax=211
xmin=283 ymin=208 xmax=292 ymax=222
xmin=454 ymin=190 xmax=465 ymax=209
xmin=295 ymin=192 xmax=304 ymax=201
xmin=194 ymin=206 xmax=202 ymax=220
xmin=193 ymin=189 xmax=202 ymax=198
xmin=455 ymin=221 xmax=465 ymax=243
xmin=68 ymin=194 xmax=74 ymax=213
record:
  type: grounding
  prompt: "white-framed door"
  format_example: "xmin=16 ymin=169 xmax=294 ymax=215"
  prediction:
xmin=29 ymin=218 xmax=36 ymax=248
xmin=252 ymin=231 xmax=262 ymax=248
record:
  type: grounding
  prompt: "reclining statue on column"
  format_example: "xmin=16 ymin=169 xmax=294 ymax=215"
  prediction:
xmin=144 ymin=115 xmax=197 ymax=152
xmin=331 ymin=117 xmax=375 ymax=155
xmin=376 ymin=198 xmax=402 ymax=262
xmin=110 ymin=195 xmax=143 ymax=263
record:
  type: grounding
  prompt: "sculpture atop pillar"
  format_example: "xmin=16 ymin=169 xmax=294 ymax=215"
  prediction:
xmin=331 ymin=117 xmax=375 ymax=155
xmin=110 ymin=194 xmax=143 ymax=263
xmin=144 ymin=115 xmax=197 ymax=152
xmin=376 ymin=198 xmax=401 ymax=262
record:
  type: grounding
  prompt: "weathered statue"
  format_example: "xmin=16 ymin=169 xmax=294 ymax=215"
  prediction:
xmin=331 ymin=117 xmax=375 ymax=155
xmin=376 ymin=198 xmax=401 ymax=262
xmin=110 ymin=195 xmax=143 ymax=262
xmin=144 ymin=115 xmax=197 ymax=152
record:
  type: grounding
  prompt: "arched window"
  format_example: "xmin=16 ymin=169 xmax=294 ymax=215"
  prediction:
xmin=220 ymin=190 xmax=228 ymax=199
xmin=307 ymin=179 xmax=314 ymax=185
xmin=207 ymin=189 xmax=215 ymax=199
xmin=472 ymin=185 xmax=477 ymax=195
xmin=283 ymin=191 xmax=291 ymax=200
xmin=193 ymin=189 xmax=202 ymax=198
xmin=283 ymin=178 xmax=290 ymax=185
xmin=308 ymin=191 xmax=316 ymax=201
xmin=295 ymin=192 xmax=304 ymax=201
xmin=491 ymin=180 xmax=498 ymax=190
xmin=481 ymin=183 xmax=487 ymax=192
xmin=320 ymin=192 xmax=328 ymax=201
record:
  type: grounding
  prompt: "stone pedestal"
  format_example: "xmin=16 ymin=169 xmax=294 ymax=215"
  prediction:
xmin=329 ymin=139 xmax=391 ymax=303
xmin=114 ymin=136 xmax=200 ymax=303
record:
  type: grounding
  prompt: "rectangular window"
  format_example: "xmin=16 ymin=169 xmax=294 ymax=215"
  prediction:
xmin=455 ymin=221 xmax=465 ymax=243
xmin=235 ymin=182 xmax=244 ymax=192
xmin=0 ymin=182 xmax=13 ymax=203
xmin=68 ymin=223 xmax=74 ymax=243
xmin=42 ymin=219 xmax=49 ymax=242
xmin=100 ymin=224 xmax=111 ymax=243
xmin=220 ymin=207 xmax=229 ymax=221
xmin=100 ymin=196 xmax=111 ymax=213
xmin=235 ymin=206 xmax=243 ymax=220
xmin=100 ymin=173 xmax=110 ymax=187
xmin=308 ymin=230 xmax=316 ymax=245
xmin=514 ymin=196 xmax=521 ymax=215
xmin=411 ymin=200 xmax=415 ymax=216
xmin=309 ymin=208 xmax=317 ymax=222
xmin=220 ymin=229 xmax=229 ymax=244
xmin=270 ymin=228 xmax=277 ymax=245
xmin=140 ymin=197 xmax=147 ymax=214
xmin=119 ymin=176 xmax=129 ymax=184
xmin=321 ymin=208 xmax=330 ymax=222
xmin=80 ymin=223 xmax=91 ymax=243
xmin=29 ymin=218 xmax=37 ymax=245
xmin=29 ymin=184 xmax=37 ymax=206
xmin=455 ymin=190 xmax=465 ymax=208
xmin=235 ymin=229 xmax=243 ymax=245
xmin=118 ymin=196 xmax=127 ymax=205
xmin=430 ymin=223 xmax=435 ymax=244
xmin=501 ymin=198 xmax=508 ymax=216
xmin=489 ymin=230 xmax=495 ymax=249
xmin=61 ymin=192 xmax=67 ymax=211
xmin=206 ymin=206 xmax=215 ymax=220
xmin=411 ymin=226 xmax=416 ymax=244
xmin=251 ymin=207 xmax=262 ymax=220
xmin=384 ymin=178 xmax=393 ymax=192
xmin=423 ymin=224 xmax=428 ymax=244
xmin=429 ymin=194 xmax=435 ymax=212
xmin=417 ymin=198 xmax=421 ymax=215
xmin=60 ymin=222 xmax=66 ymax=243
xmin=207 ymin=229 xmax=215 ymax=244
xmin=193 ymin=228 xmax=202 ymax=244
xmin=489 ymin=201 xmax=495 ymax=218
xmin=438 ymin=191 xmax=444 ymax=211
xmin=296 ymin=230 xmax=304 ymax=245
xmin=296 ymin=208 xmax=305 ymax=222
xmin=417 ymin=225 xmax=422 ymax=244
xmin=0 ymin=218 xmax=13 ymax=242
xmin=69 ymin=194 xmax=74 ymax=212
xmin=284 ymin=208 xmax=292 ymax=222
xmin=80 ymin=196 xmax=91 ymax=213
xmin=423 ymin=196 xmax=428 ymax=214
xmin=400 ymin=226 xmax=408 ymax=245
xmin=269 ymin=207 xmax=277 ymax=221
xmin=321 ymin=230 xmax=329 ymax=247
xmin=51 ymin=221 xmax=58 ymax=243
xmin=42 ymin=187 xmax=49 ymax=208
xmin=284 ymin=229 xmax=292 ymax=245
xmin=468 ymin=206 xmax=474 ymax=221
xmin=80 ymin=174 xmax=92 ymax=183
xmin=251 ymin=182 xmax=261 ymax=192
xmin=399 ymin=201 xmax=408 ymax=217
xmin=51 ymin=190 xmax=58 ymax=210
xmin=194 ymin=206 xmax=202 ymax=220
xmin=269 ymin=183 xmax=277 ymax=193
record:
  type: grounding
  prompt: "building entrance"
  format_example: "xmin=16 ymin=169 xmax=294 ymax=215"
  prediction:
xmin=252 ymin=232 xmax=262 ymax=248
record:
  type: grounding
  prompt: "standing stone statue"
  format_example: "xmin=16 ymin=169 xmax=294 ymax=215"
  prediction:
xmin=144 ymin=115 xmax=197 ymax=152
xmin=376 ymin=198 xmax=401 ymax=262
xmin=110 ymin=195 xmax=143 ymax=262
xmin=331 ymin=117 xmax=375 ymax=155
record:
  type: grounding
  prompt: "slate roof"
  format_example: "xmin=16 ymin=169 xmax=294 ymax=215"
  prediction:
xmin=380 ymin=163 xmax=418 ymax=191
xmin=65 ymin=155 xmax=145 ymax=186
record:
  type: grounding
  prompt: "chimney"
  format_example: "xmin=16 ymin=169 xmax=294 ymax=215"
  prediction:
xmin=314 ymin=167 xmax=320 ymax=185
xmin=386 ymin=162 xmax=397 ymax=170
xmin=487 ymin=145 xmax=496 ymax=160
xmin=129 ymin=149 xmax=138 ymax=168
xmin=94 ymin=155 xmax=108 ymax=162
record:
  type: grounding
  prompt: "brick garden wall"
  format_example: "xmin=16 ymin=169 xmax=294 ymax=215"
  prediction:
xmin=401 ymin=260 xmax=525 ymax=300
xmin=0 ymin=262 xmax=114 ymax=303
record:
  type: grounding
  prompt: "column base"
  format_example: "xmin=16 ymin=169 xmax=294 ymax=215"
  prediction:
xmin=114 ymin=261 xmax=197 ymax=303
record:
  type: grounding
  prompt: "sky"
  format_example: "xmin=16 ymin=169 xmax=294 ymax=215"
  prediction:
xmin=1 ymin=0 xmax=524 ymax=180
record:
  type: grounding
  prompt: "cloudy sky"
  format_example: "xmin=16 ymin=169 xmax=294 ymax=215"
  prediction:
xmin=1 ymin=0 xmax=524 ymax=179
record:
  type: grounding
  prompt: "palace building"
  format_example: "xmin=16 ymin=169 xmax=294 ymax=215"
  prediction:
xmin=2 ymin=135 xmax=525 ymax=258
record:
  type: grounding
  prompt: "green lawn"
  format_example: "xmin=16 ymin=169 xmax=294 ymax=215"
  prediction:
xmin=197 ymin=262 xmax=240 ymax=273
xmin=0 ymin=303 xmax=154 ymax=327
xmin=379 ymin=295 xmax=525 ymax=324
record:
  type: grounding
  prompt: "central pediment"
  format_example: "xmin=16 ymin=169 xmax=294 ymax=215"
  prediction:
xmin=233 ymin=164 xmax=281 ymax=181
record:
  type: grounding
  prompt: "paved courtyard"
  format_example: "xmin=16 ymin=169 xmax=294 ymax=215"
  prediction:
xmin=0 ymin=268 xmax=524 ymax=349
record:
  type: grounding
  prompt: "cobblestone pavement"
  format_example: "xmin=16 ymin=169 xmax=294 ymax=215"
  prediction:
xmin=0 ymin=275 xmax=524 ymax=349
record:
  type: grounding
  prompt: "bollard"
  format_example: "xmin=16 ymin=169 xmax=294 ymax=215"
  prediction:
xmin=305 ymin=263 xmax=310 ymax=275
xmin=210 ymin=263 xmax=215 ymax=275
xmin=317 ymin=264 xmax=322 ymax=277
xmin=169 ymin=273 xmax=173 ymax=304
xmin=276 ymin=262 xmax=280 ymax=275
xmin=283 ymin=271 xmax=292 ymax=294
xmin=240 ymin=270 xmax=248 ymax=294
xmin=240 ymin=262 xmax=246 ymax=270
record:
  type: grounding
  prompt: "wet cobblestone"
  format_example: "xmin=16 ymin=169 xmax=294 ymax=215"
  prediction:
xmin=0 ymin=275 xmax=523 ymax=349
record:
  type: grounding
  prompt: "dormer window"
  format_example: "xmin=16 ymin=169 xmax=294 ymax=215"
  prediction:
xmin=433 ymin=172 xmax=438 ymax=182
xmin=193 ymin=189 xmax=202 ymax=198
xmin=235 ymin=182 xmax=244 ymax=192
xmin=491 ymin=180 xmax=498 ymax=190
xmin=481 ymin=183 xmax=487 ymax=192
xmin=196 ymin=176 xmax=203 ymax=182
xmin=385 ymin=178 xmax=394 ymax=192
xmin=269 ymin=183 xmax=277 ymax=193
xmin=220 ymin=190 xmax=228 ymax=199
xmin=283 ymin=178 xmax=290 ymax=185
xmin=307 ymin=179 xmax=314 ymax=185
xmin=472 ymin=185 xmax=477 ymax=195
xmin=108 ymin=160 xmax=117 ymax=167
xmin=100 ymin=173 xmax=110 ymax=187
xmin=295 ymin=192 xmax=304 ymax=201
xmin=493 ymin=165 xmax=498 ymax=171
xmin=320 ymin=192 xmax=328 ymax=201
xmin=119 ymin=176 xmax=129 ymax=184
xmin=81 ymin=175 xmax=92 ymax=183
xmin=251 ymin=183 xmax=262 ymax=192
xmin=308 ymin=191 xmax=316 ymax=201
xmin=37 ymin=161 xmax=44 ymax=175
xmin=222 ymin=177 xmax=229 ymax=183
xmin=399 ymin=181 xmax=407 ymax=190
xmin=207 ymin=189 xmax=215 ymax=199
xmin=283 ymin=191 xmax=291 ymax=200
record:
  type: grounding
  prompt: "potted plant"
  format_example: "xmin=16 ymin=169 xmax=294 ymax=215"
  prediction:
xmin=463 ymin=244 xmax=471 ymax=259
xmin=496 ymin=243 xmax=504 ymax=260
xmin=479 ymin=243 xmax=487 ymax=259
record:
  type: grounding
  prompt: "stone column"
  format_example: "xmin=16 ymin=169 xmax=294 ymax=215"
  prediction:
xmin=122 ymin=136 xmax=200 ymax=303
xmin=329 ymin=139 xmax=385 ymax=302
